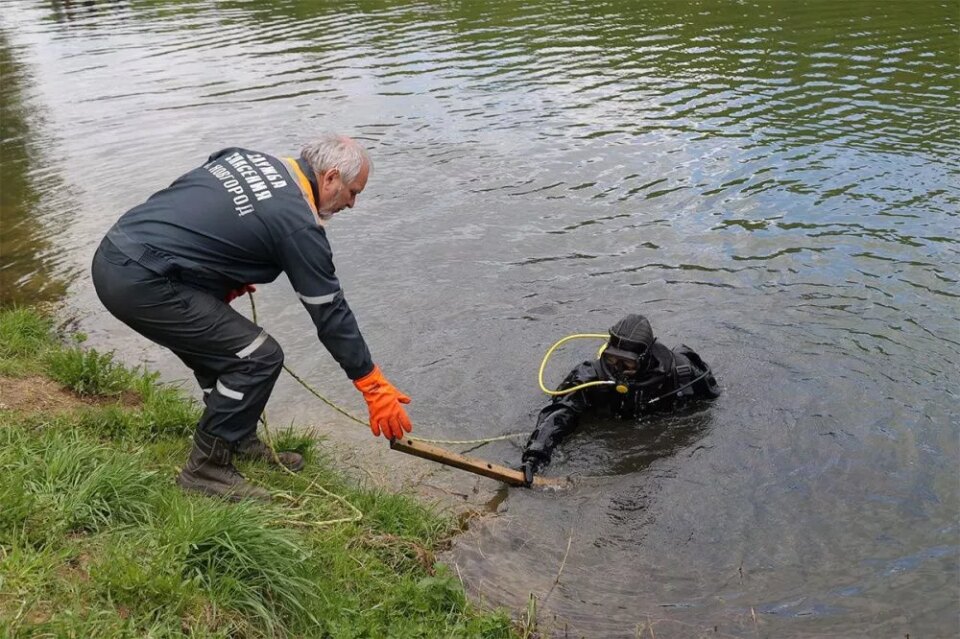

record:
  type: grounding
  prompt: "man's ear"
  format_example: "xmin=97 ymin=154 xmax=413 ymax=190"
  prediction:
xmin=322 ymin=168 xmax=341 ymax=186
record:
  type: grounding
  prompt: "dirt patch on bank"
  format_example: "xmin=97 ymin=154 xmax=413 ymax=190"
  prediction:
xmin=0 ymin=376 xmax=141 ymax=413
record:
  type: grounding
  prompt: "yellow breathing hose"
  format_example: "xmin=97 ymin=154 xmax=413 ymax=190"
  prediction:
xmin=538 ymin=333 xmax=616 ymax=396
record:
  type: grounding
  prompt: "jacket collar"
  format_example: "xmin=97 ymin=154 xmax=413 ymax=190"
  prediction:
xmin=296 ymin=156 xmax=321 ymax=208
xmin=282 ymin=156 xmax=323 ymax=225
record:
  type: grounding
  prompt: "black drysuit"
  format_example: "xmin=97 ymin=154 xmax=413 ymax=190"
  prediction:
xmin=91 ymin=148 xmax=373 ymax=443
xmin=522 ymin=341 xmax=721 ymax=469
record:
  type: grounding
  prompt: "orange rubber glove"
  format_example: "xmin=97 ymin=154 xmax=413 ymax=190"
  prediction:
xmin=225 ymin=284 xmax=256 ymax=303
xmin=353 ymin=365 xmax=412 ymax=440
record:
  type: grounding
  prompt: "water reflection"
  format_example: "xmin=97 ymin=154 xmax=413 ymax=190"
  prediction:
xmin=602 ymin=410 xmax=715 ymax=477
xmin=48 ymin=0 xmax=122 ymax=22
xmin=0 ymin=32 xmax=68 ymax=307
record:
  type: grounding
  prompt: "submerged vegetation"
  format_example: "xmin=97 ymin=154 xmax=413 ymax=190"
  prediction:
xmin=0 ymin=307 xmax=515 ymax=638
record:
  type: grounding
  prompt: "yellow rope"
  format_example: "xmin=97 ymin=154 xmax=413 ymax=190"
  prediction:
xmin=258 ymin=412 xmax=364 ymax=527
xmin=249 ymin=294 xmax=363 ymax=527
xmin=413 ymin=433 xmax=524 ymax=445
xmin=279 ymin=363 xmax=366 ymax=426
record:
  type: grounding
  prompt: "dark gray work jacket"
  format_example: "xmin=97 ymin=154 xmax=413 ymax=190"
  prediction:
xmin=103 ymin=147 xmax=374 ymax=380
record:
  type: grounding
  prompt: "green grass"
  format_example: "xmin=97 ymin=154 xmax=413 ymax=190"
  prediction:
xmin=0 ymin=306 xmax=52 ymax=376
xmin=45 ymin=346 xmax=138 ymax=396
xmin=0 ymin=427 xmax=157 ymax=545
xmin=0 ymin=307 xmax=517 ymax=638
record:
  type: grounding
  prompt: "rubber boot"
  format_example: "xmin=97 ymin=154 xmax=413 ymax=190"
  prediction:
xmin=177 ymin=430 xmax=271 ymax=501
xmin=235 ymin=432 xmax=305 ymax=473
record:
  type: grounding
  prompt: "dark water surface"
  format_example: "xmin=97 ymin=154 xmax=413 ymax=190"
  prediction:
xmin=2 ymin=1 xmax=958 ymax=636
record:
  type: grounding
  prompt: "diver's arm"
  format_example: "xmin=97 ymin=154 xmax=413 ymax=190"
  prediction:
xmin=521 ymin=361 xmax=598 ymax=477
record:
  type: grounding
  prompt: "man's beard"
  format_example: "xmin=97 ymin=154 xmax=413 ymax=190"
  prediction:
xmin=317 ymin=185 xmax=342 ymax=221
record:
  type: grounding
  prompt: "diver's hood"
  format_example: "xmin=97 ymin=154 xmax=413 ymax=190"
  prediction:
xmin=608 ymin=314 xmax=655 ymax=355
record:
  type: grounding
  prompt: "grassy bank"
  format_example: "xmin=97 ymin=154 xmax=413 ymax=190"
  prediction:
xmin=0 ymin=307 xmax=516 ymax=638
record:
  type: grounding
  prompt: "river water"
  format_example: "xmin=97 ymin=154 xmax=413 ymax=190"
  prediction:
xmin=2 ymin=1 xmax=957 ymax=636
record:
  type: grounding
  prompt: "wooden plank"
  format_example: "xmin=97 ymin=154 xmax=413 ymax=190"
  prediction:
xmin=389 ymin=437 xmax=559 ymax=488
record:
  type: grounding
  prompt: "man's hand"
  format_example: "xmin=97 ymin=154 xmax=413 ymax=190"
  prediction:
xmin=353 ymin=365 xmax=413 ymax=440
xmin=225 ymin=284 xmax=256 ymax=303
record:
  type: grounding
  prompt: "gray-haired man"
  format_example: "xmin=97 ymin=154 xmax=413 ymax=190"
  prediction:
xmin=92 ymin=134 xmax=412 ymax=500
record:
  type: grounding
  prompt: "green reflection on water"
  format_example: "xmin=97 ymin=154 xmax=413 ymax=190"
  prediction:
xmin=0 ymin=32 xmax=67 ymax=308
xmin=138 ymin=0 xmax=957 ymax=155
xmin=7 ymin=0 xmax=958 ymax=310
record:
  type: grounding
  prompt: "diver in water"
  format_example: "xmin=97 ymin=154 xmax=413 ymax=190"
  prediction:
xmin=521 ymin=314 xmax=721 ymax=485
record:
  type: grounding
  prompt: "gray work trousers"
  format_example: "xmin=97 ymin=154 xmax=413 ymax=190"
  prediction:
xmin=91 ymin=238 xmax=283 ymax=443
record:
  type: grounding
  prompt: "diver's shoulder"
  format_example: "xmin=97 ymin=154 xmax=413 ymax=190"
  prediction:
xmin=671 ymin=343 xmax=712 ymax=368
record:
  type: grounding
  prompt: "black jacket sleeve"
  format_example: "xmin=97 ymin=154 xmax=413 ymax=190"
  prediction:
xmin=278 ymin=227 xmax=374 ymax=380
xmin=522 ymin=361 xmax=600 ymax=468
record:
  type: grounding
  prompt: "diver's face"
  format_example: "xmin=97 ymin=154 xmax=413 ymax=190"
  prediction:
xmin=602 ymin=352 xmax=641 ymax=379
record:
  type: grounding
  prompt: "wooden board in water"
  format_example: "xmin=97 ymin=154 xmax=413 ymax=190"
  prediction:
xmin=389 ymin=437 xmax=562 ymax=488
